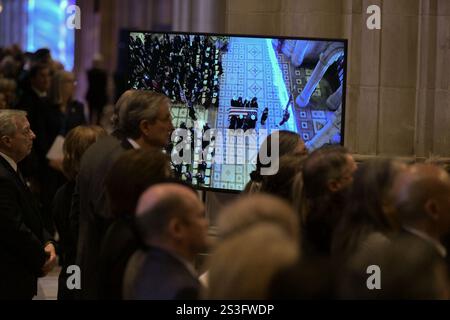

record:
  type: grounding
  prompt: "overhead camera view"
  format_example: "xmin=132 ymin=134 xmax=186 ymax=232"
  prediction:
xmin=128 ymin=32 xmax=346 ymax=191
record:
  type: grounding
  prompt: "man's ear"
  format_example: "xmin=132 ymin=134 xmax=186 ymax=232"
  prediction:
xmin=168 ymin=217 xmax=184 ymax=240
xmin=0 ymin=135 xmax=11 ymax=148
xmin=139 ymin=119 xmax=152 ymax=137
xmin=424 ymin=199 xmax=439 ymax=221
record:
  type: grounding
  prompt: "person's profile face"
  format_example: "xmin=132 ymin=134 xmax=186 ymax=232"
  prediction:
xmin=61 ymin=73 xmax=76 ymax=99
xmin=183 ymin=199 xmax=209 ymax=254
xmin=32 ymin=68 xmax=51 ymax=92
xmin=144 ymin=101 xmax=174 ymax=148
xmin=9 ymin=116 xmax=35 ymax=162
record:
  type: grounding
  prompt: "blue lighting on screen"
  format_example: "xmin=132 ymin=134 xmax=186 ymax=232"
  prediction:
xmin=26 ymin=0 xmax=75 ymax=71
xmin=265 ymin=38 xmax=296 ymax=132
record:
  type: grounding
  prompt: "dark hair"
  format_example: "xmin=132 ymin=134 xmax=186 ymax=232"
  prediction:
xmin=29 ymin=63 xmax=49 ymax=79
xmin=105 ymin=148 xmax=171 ymax=218
xmin=250 ymin=130 xmax=305 ymax=182
xmin=301 ymin=145 xmax=351 ymax=256
xmin=332 ymin=158 xmax=405 ymax=260
xmin=302 ymin=145 xmax=349 ymax=199
xmin=260 ymin=155 xmax=306 ymax=204
xmin=33 ymin=48 xmax=51 ymax=64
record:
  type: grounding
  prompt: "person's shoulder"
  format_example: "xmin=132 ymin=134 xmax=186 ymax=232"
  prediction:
xmin=78 ymin=135 xmax=120 ymax=172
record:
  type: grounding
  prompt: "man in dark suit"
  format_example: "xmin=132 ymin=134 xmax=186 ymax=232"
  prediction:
xmin=85 ymin=56 xmax=108 ymax=124
xmin=394 ymin=164 xmax=450 ymax=265
xmin=0 ymin=110 xmax=56 ymax=299
xmin=128 ymin=183 xmax=208 ymax=300
xmin=72 ymin=90 xmax=175 ymax=299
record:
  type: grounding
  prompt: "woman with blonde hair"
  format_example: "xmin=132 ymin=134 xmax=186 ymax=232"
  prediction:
xmin=51 ymin=125 xmax=106 ymax=300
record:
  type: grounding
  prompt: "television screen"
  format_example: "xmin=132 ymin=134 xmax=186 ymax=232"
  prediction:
xmin=128 ymin=31 xmax=347 ymax=193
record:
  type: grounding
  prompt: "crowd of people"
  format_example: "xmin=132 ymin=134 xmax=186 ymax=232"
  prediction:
xmin=228 ymin=96 xmax=259 ymax=130
xmin=129 ymin=34 xmax=223 ymax=112
xmin=1 ymin=45 xmax=450 ymax=301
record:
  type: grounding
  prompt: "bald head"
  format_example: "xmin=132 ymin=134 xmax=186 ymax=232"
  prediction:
xmin=136 ymin=183 xmax=199 ymax=217
xmin=135 ymin=183 xmax=205 ymax=247
xmin=394 ymin=164 xmax=450 ymax=234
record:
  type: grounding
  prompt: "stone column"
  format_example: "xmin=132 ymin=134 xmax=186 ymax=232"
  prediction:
xmin=296 ymin=42 xmax=344 ymax=108
xmin=291 ymin=40 xmax=310 ymax=67
xmin=326 ymin=84 xmax=343 ymax=111
xmin=281 ymin=39 xmax=296 ymax=57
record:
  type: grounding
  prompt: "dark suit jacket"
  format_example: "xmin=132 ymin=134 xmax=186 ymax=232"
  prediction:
xmin=16 ymin=89 xmax=51 ymax=179
xmin=133 ymin=246 xmax=200 ymax=300
xmin=0 ymin=155 xmax=51 ymax=299
xmin=52 ymin=180 xmax=77 ymax=300
xmin=71 ymin=137 xmax=133 ymax=299
xmin=86 ymin=68 xmax=108 ymax=111
xmin=98 ymin=216 xmax=141 ymax=299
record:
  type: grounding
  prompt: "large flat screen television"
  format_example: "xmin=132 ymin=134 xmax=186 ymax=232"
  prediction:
xmin=127 ymin=31 xmax=347 ymax=193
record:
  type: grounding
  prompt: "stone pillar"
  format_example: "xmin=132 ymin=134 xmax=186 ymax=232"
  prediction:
xmin=326 ymin=84 xmax=343 ymax=111
xmin=291 ymin=40 xmax=310 ymax=67
xmin=281 ymin=39 xmax=296 ymax=57
xmin=296 ymin=42 xmax=344 ymax=108
xmin=172 ymin=0 xmax=191 ymax=31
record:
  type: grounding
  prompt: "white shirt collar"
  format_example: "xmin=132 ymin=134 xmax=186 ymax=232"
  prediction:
xmin=0 ymin=151 xmax=17 ymax=172
xmin=404 ymin=226 xmax=447 ymax=258
xmin=127 ymin=138 xmax=141 ymax=149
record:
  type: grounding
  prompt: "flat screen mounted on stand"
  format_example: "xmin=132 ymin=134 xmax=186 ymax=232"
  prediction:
xmin=127 ymin=31 xmax=347 ymax=193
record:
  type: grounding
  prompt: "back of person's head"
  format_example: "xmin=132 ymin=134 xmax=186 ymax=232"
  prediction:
xmin=106 ymin=149 xmax=172 ymax=218
xmin=0 ymin=77 xmax=16 ymax=106
xmin=118 ymin=90 xmax=171 ymax=140
xmin=207 ymin=223 xmax=299 ymax=299
xmin=206 ymin=194 xmax=300 ymax=299
xmin=32 ymin=48 xmax=52 ymax=65
xmin=62 ymin=125 xmax=106 ymax=180
xmin=302 ymin=145 xmax=354 ymax=199
xmin=135 ymin=183 xmax=208 ymax=256
xmin=253 ymin=130 xmax=306 ymax=180
xmin=217 ymin=193 xmax=299 ymax=242
xmin=332 ymin=159 xmax=407 ymax=259
xmin=301 ymin=145 xmax=356 ymax=256
xmin=260 ymin=154 xmax=306 ymax=204
xmin=48 ymin=70 xmax=75 ymax=105
xmin=339 ymin=235 xmax=449 ymax=299
xmin=394 ymin=164 xmax=450 ymax=237
xmin=0 ymin=55 xmax=19 ymax=79
xmin=269 ymin=256 xmax=336 ymax=299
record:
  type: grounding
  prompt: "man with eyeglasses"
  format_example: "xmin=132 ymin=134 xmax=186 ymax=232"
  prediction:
xmin=72 ymin=90 xmax=175 ymax=299
xmin=0 ymin=110 xmax=56 ymax=299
